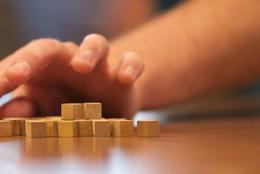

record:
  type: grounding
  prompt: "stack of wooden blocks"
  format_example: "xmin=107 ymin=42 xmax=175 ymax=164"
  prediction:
xmin=0 ymin=103 xmax=160 ymax=138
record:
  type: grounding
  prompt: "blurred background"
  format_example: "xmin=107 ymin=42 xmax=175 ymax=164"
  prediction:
xmin=1 ymin=0 xmax=260 ymax=121
xmin=0 ymin=0 xmax=180 ymax=58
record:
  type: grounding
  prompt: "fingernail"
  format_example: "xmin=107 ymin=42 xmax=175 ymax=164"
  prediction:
xmin=124 ymin=66 xmax=136 ymax=79
xmin=77 ymin=50 xmax=96 ymax=66
xmin=9 ymin=61 xmax=30 ymax=74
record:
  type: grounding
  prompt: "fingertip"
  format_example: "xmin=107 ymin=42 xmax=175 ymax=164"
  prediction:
xmin=123 ymin=51 xmax=144 ymax=74
xmin=72 ymin=34 xmax=109 ymax=73
xmin=71 ymin=49 xmax=97 ymax=74
xmin=117 ymin=51 xmax=144 ymax=85
xmin=117 ymin=66 xmax=136 ymax=85
xmin=5 ymin=60 xmax=30 ymax=85
xmin=83 ymin=34 xmax=109 ymax=53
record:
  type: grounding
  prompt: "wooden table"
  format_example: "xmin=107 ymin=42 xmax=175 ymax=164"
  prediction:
xmin=0 ymin=115 xmax=260 ymax=174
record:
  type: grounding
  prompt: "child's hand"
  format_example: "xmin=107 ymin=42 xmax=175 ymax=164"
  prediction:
xmin=0 ymin=34 xmax=144 ymax=118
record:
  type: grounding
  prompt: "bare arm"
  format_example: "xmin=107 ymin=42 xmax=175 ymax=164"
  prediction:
xmin=109 ymin=0 xmax=260 ymax=109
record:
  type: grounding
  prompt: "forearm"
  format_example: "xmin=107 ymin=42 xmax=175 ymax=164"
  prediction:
xmin=109 ymin=0 xmax=260 ymax=109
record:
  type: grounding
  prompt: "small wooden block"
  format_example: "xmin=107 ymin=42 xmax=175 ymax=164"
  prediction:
xmin=137 ymin=120 xmax=160 ymax=137
xmin=25 ymin=120 xmax=47 ymax=138
xmin=46 ymin=120 xmax=58 ymax=137
xmin=83 ymin=103 xmax=102 ymax=119
xmin=3 ymin=118 xmax=22 ymax=136
xmin=77 ymin=120 xmax=93 ymax=137
xmin=111 ymin=120 xmax=134 ymax=137
xmin=58 ymin=120 xmax=78 ymax=137
xmin=92 ymin=120 xmax=111 ymax=137
xmin=61 ymin=103 xmax=84 ymax=120
xmin=0 ymin=120 xmax=12 ymax=137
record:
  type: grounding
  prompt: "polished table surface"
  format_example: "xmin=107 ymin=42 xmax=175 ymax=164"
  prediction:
xmin=0 ymin=115 xmax=260 ymax=174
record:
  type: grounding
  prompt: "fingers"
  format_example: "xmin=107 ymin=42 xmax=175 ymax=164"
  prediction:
xmin=6 ymin=60 xmax=30 ymax=85
xmin=117 ymin=51 xmax=144 ymax=85
xmin=0 ymin=39 xmax=72 ymax=96
xmin=71 ymin=34 xmax=109 ymax=74
xmin=6 ymin=39 xmax=66 ymax=83
xmin=63 ymin=41 xmax=78 ymax=56
xmin=0 ymin=97 xmax=37 ymax=118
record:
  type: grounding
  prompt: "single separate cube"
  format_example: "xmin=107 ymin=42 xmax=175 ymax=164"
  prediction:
xmin=92 ymin=120 xmax=111 ymax=137
xmin=110 ymin=120 xmax=134 ymax=137
xmin=61 ymin=103 xmax=84 ymax=120
xmin=137 ymin=120 xmax=160 ymax=137
xmin=46 ymin=120 xmax=58 ymax=137
xmin=0 ymin=120 xmax=12 ymax=137
xmin=25 ymin=120 xmax=47 ymax=138
xmin=83 ymin=103 xmax=102 ymax=119
xmin=77 ymin=120 xmax=93 ymax=137
xmin=58 ymin=120 xmax=78 ymax=137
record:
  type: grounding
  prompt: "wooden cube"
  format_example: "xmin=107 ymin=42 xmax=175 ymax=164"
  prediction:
xmin=110 ymin=120 xmax=134 ymax=137
xmin=83 ymin=103 xmax=102 ymax=119
xmin=92 ymin=120 xmax=111 ymax=137
xmin=77 ymin=120 xmax=93 ymax=137
xmin=46 ymin=120 xmax=58 ymax=137
xmin=3 ymin=118 xmax=21 ymax=136
xmin=25 ymin=120 xmax=47 ymax=138
xmin=0 ymin=120 xmax=12 ymax=137
xmin=61 ymin=103 xmax=84 ymax=120
xmin=58 ymin=120 xmax=78 ymax=137
xmin=137 ymin=120 xmax=160 ymax=137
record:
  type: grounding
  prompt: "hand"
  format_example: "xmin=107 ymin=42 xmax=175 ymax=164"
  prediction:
xmin=0 ymin=34 xmax=144 ymax=118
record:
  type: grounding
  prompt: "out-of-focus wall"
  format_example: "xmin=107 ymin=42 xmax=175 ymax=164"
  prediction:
xmin=1 ymin=0 xmax=158 ymax=59
xmin=0 ymin=0 xmax=17 ymax=58
xmin=10 ymin=0 xmax=157 ymax=46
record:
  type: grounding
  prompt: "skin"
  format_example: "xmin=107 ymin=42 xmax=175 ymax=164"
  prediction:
xmin=0 ymin=0 xmax=260 ymax=118
xmin=0 ymin=35 xmax=144 ymax=118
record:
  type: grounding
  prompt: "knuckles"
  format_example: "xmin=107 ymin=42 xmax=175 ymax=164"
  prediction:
xmin=28 ymin=38 xmax=64 ymax=57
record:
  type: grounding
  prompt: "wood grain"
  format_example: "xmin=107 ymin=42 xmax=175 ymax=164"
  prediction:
xmin=83 ymin=103 xmax=102 ymax=119
xmin=58 ymin=120 xmax=78 ymax=137
xmin=110 ymin=119 xmax=134 ymax=137
xmin=25 ymin=120 xmax=47 ymax=138
xmin=61 ymin=103 xmax=84 ymax=120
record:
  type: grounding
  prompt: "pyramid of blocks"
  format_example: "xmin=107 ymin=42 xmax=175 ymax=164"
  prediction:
xmin=0 ymin=103 xmax=160 ymax=138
